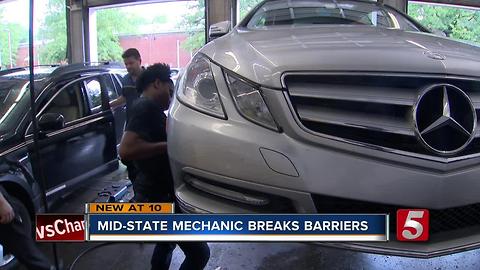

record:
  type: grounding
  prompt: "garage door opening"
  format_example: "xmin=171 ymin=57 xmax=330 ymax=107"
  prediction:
xmin=88 ymin=0 xmax=205 ymax=69
xmin=0 ymin=0 xmax=67 ymax=69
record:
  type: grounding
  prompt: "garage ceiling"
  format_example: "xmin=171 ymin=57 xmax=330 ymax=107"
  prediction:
xmin=0 ymin=0 xmax=478 ymax=9
xmin=72 ymin=0 xmax=480 ymax=10
xmin=84 ymin=0 xmax=189 ymax=8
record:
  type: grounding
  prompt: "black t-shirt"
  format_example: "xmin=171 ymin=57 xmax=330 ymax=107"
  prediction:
xmin=121 ymin=68 xmax=144 ymax=122
xmin=126 ymin=97 xmax=173 ymax=200
xmin=121 ymin=73 xmax=135 ymax=87
xmin=120 ymin=86 xmax=140 ymax=123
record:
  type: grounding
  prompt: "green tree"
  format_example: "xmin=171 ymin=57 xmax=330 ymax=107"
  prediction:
xmin=152 ymin=15 xmax=167 ymax=24
xmin=37 ymin=0 xmax=67 ymax=64
xmin=409 ymin=3 xmax=480 ymax=44
xmin=178 ymin=0 xmax=205 ymax=52
xmin=95 ymin=9 xmax=145 ymax=61
xmin=0 ymin=7 xmax=29 ymax=68
xmin=239 ymin=0 xmax=264 ymax=20
xmin=179 ymin=0 xmax=265 ymax=52
xmin=38 ymin=0 xmax=145 ymax=64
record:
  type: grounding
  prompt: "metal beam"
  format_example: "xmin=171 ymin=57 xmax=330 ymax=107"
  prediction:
xmin=82 ymin=0 xmax=90 ymax=62
xmin=85 ymin=0 xmax=189 ymax=8
xmin=75 ymin=0 xmax=480 ymax=10
xmin=68 ymin=0 xmax=86 ymax=63
xmin=206 ymin=0 xmax=233 ymax=42
xmin=206 ymin=0 xmax=232 ymax=25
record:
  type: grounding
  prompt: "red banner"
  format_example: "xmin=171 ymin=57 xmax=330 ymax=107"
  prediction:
xmin=36 ymin=214 xmax=85 ymax=242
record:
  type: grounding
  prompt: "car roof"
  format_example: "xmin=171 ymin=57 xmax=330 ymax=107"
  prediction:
xmin=0 ymin=66 xmax=59 ymax=80
xmin=0 ymin=62 xmax=125 ymax=78
xmin=0 ymin=66 xmax=57 ymax=91
xmin=0 ymin=63 xmax=126 ymax=92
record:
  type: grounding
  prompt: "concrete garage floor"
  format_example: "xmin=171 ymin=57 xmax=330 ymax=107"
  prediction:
xmin=15 ymin=167 xmax=480 ymax=270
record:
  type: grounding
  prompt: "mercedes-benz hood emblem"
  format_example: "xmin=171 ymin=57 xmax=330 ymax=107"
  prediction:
xmin=414 ymin=84 xmax=476 ymax=155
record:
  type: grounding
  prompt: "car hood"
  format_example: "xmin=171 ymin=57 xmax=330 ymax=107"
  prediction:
xmin=201 ymin=25 xmax=480 ymax=88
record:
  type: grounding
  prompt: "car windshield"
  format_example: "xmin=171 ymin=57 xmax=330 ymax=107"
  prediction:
xmin=246 ymin=0 xmax=422 ymax=31
xmin=0 ymin=80 xmax=30 ymax=135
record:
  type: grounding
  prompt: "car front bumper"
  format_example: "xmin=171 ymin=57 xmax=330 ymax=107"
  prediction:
xmin=167 ymin=69 xmax=480 ymax=257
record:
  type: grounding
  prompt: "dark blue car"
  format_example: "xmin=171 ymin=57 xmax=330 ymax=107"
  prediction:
xmin=0 ymin=63 xmax=127 ymax=223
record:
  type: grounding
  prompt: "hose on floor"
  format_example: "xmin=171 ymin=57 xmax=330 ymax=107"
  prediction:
xmin=68 ymin=242 xmax=144 ymax=270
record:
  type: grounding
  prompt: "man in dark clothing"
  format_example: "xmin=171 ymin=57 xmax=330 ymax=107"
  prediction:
xmin=0 ymin=187 xmax=53 ymax=270
xmin=121 ymin=48 xmax=144 ymax=87
xmin=116 ymin=47 xmax=144 ymax=121
xmin=110 ymin=48 xmax=144 ymax=182
xmin=119 ymin=63 xmax=210 ymax=270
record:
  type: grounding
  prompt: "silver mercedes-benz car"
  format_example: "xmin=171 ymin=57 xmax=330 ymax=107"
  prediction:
xmin=167 ymin=0 xmax=480 ymax=257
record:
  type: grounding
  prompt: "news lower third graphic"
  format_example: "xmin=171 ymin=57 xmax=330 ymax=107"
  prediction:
xmin=36 ymin=214 xmax=86 ymax=242
xmin=396 ymin=209 xmax=430 ymax=242
xmin=87 ymin=214 xmax=388 ymax=242
xmin=86 ymin=203 xmax=175 ymax=214
xmin=36 ymin=203 xmax=433 ymax=243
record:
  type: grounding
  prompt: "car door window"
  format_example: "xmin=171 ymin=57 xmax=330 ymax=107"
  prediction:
xmin=103 ymin=74 xmax=118 ymax=101
xmin=111 ymin=73 xmax=123 ymax=89
xmin=111 ymin=73 xmax=126 ymax=96
xmin=84 ymin=78 xmax=102 ymax=111
xmin=44 ymin=81 xmax=86 ymax=124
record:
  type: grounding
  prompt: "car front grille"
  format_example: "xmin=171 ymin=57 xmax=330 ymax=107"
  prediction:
xmin=312 ymin=194 xmax=480 ymax=234
xmin=284 ymin=73 xmax=480 ymax=159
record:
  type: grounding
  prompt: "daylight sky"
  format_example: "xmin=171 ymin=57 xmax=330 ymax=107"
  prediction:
xmin=1 ymin=0 xmax=192 ymax=31
xmin=1 ymin=0 xmax=47 ymax=30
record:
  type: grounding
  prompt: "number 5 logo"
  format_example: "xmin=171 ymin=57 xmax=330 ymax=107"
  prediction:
xmin=396 ymin=209 xmax=429 ymax=241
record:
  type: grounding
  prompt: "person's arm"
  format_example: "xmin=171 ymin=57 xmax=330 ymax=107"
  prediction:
xmin=119 ymin=131 xmax=167 ymax=161
xmin=0 ymin=191 xmax=14 ymax=224
xmin=109 ymin=95 xmax=126 ymax=109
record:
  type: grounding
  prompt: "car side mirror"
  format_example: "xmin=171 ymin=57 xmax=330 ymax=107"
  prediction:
xmin=38 ymin=113 xmax=65 ymax=132
xmin=432 ymin=29 xmax=448 ymax=38
xmin=209 ymin=21 xmax=231 ymax=39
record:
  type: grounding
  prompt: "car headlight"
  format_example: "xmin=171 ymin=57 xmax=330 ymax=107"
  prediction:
xmin=177 ymin=54 xmax=226 ymax=119
xmin=225 ymin=71 xmax=279 ymax=131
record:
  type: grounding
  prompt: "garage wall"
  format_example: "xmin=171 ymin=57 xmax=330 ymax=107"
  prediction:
xmin=119 ymin=33 xmax=192 ymax=68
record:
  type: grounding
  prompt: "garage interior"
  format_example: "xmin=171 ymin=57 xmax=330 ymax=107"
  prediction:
xmin=1 ymin=0 xmax=480 ymax=269
xmin=11 ymin=167 xmax=480 ymax=270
